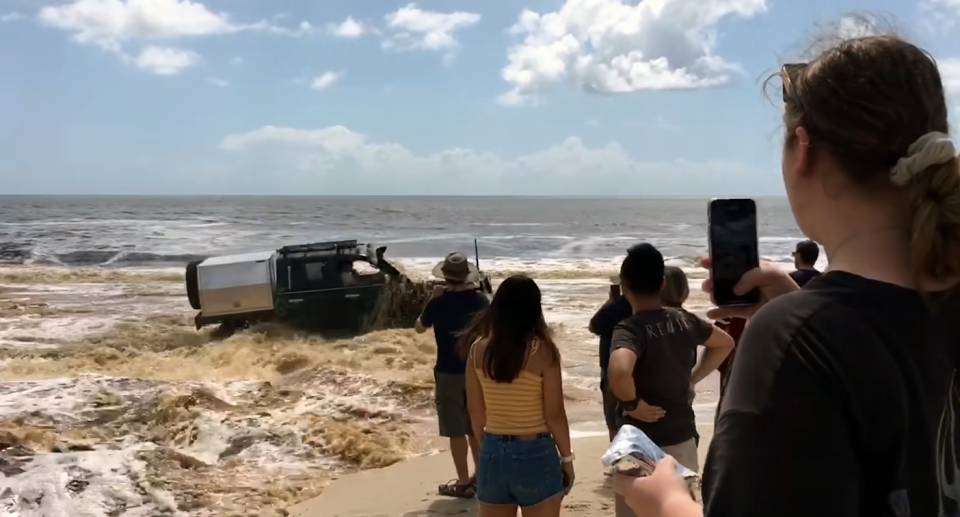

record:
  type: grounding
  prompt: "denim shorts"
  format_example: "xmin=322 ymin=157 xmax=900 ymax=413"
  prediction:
xmin=477 ymin=433 xmax=564 ymax=507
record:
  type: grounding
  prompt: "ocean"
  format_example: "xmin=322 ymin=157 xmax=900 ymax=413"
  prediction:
xmin=0 ymin=196 xmax=808 ymax=517
xmin=0 ymin=196 xmax=807 ymax=269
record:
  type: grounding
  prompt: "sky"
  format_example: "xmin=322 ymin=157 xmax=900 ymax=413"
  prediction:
xmin=2 ymin=0 xmax=960 ymax=196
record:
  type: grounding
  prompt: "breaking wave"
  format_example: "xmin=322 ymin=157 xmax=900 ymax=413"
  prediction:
xmin=0 ymin=312 xmax=442 ymax=517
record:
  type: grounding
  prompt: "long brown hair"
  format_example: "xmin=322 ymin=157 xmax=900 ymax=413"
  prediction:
xmin=772 ymin=29 xmax=960 ymax=284
xmin=458 ymin=275 xmax=557 ymax=383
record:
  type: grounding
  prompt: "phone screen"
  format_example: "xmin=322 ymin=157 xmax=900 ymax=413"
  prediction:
xmin=709 ymin=199 xmax=760 ymax=306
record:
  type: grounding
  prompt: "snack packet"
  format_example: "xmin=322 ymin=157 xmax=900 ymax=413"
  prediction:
xmin=601 ymin=425 xmax=702 ymax=504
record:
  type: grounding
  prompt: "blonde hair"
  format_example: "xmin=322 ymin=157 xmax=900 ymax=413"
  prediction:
xmin=662 ymin=266 xmax=690 ymax=307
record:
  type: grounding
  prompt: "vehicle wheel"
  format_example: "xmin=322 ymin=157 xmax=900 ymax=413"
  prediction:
xmin=185 ymin=260 xmax=202 ymax=310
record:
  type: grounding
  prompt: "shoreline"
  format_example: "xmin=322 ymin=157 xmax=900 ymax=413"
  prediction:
xmin=291 ymin=420 xmax=715 ymax=517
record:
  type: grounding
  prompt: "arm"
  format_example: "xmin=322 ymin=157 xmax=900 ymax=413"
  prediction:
xmin=608 ymin=326 xmax=640 ymax=402
xmin=588 ymin=306 xmax=605 ymax=335
xmin=415 ymin=319 xmax=429 ymax=334
xmin=465 ymin=346 xmax=486 ymax=441
xmin=690 ymin=324 xmax=734 ymax=385
xmin=415 ymin=298 xmax=437 ymax=334
xmin=542 ymin=349 xmax=572 ymax=457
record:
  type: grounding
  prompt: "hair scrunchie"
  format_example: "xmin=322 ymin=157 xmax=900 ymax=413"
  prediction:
xmin=890 ymin=131 xmax=957 ymax=186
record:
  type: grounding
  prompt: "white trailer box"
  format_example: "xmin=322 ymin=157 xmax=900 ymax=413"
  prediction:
xmin=197 ymin=250 xmax=276 ymax=317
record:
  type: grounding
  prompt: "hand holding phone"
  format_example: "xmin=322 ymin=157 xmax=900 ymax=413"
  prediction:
xmin=707 ymin=199 xmax=761 ymax=307
xmin=700 ymin=257 xmax=800 ymax=320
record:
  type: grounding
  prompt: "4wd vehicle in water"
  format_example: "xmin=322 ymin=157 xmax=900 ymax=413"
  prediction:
xmin=184 ymin=239 xmax=493 ymax=334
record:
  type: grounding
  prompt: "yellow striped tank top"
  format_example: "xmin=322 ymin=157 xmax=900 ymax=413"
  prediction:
xmin=473 ymin=340 xmax=548 ymax=435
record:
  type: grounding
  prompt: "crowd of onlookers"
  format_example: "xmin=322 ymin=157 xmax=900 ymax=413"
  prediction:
xmin=414 ymin=29 xmax=960 ymax=517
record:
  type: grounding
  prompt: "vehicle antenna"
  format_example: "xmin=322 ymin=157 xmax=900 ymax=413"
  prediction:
xmin=474 ymin=239 xmax=481 ymax=272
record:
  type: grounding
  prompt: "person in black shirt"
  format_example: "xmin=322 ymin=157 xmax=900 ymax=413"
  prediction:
xmin=615 ymin=32 xmax=960 ymax=517
xmin=789 ymin=239 xmax=822 ymax=287
xmin=607 ymin=244 xmax=734 ymax=476
xmin=416 ymin=252 xmax=490 ymax=498
xmin=589 ymin=276 xmax=633 ymax=440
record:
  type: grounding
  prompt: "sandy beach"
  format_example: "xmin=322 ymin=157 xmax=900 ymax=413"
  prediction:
xmin=290 ymin=425 xmax=714 ymax=517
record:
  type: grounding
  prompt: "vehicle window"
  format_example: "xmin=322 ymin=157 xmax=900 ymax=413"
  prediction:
xmin=304 ymin=262 xmax=325 ymax=281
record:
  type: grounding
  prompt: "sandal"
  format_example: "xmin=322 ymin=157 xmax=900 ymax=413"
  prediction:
xmin=438 ymin=479 xmax=476 ymax=499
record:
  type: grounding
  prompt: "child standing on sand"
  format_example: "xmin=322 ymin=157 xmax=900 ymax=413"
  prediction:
xmin=462 ymin=275 xmax=574 ymax=517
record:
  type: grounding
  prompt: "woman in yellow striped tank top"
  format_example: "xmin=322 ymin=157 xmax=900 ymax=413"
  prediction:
xmin=461 ymin=275 xmax=574 ymax=517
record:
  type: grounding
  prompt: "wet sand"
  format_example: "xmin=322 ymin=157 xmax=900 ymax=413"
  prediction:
xmin=290 ymin=424 xmax=715 ymax=517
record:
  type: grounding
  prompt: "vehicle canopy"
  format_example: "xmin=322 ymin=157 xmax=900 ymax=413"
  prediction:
xmin=274 ymin=239 xmax=400 ymax=293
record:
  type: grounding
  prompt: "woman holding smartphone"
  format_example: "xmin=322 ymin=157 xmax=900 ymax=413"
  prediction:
xmin=617 ymin=30 xmax=960 ymax=517
xmin=462 ymin=275 xmax=574 ymax=517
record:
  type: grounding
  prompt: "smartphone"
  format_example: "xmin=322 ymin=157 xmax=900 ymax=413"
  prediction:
xmin=708 ymin=198 xmax=760 ymax=307
xmin=609 ymin=284 xmax=621 ymax=300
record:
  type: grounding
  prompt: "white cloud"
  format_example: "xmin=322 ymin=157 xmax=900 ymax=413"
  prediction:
xmin=215 ymin=125 xmax=765 ymax=195
xmin=207 ymin=77 xmax=230 ymax=87
xmin=382 ymin=3 xmax=480 ymax=61
xmin=327 ymin=16 xmax=372 ymax=38
xmin=134 ymin=46 xmax=200 ymax=75
xmin=940 ymin=58 xmax=960 ymax=96
xmin=1 ymin=12 xmax=26 ymax=22
xmin=38 ymin=0 xmax=307 ymax=71
xmin=38 ymin=0 xmax=234 ymax=49
xmin=311 ymin=71 xmax=343 ymax=90
xmin=921 ymin=0 xmax=960 ymax=31
xmin=230 ymin=56 xmax=243 ymax=65
xmin=498 ymin=0 xmax=767 ymax=106
xmin=835 ymin=15 xmax=880 ymax=40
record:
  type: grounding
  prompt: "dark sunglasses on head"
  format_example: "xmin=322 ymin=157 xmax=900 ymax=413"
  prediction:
xmin=781 ymin=63 xmax=807 ymax=105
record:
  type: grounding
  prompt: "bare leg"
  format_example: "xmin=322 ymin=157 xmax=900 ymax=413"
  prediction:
xmin=449 ymin=436 xmax=471 ymax=484
xmin=520 ymin=493 xmax=564 ymax=517
xmin=468 ymin=433 xmax=480 ymax=473
xmin=480 ymin=503 xmax=520 ymax=517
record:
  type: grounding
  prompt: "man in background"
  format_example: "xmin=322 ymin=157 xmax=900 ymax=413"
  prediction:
xmin=790 ymin=239 xmax=822 ymax=287
xmin=589 ymin=275 xmax=633 ymax=440
xmin=416 ymin=252 xmax=489 ymax=498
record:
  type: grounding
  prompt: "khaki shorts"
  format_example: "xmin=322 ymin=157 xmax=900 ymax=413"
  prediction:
xmin=435 ymin=372 xmax=472 ymax=438
xmin=614 ymin=437 xmax=699 ymax=517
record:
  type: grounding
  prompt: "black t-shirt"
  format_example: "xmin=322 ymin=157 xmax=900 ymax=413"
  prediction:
xmin=590 ymin=296 xmax=633 ymax=371
xmin=611 ymin=307 xmax=715 ymax=447
xmin=420 ymin=290 xmax=489 ymax=374
xmin=703 ymin=271 xmax=960 ymax=517
xmin=789 ymin=268 xmax=822 ymax=287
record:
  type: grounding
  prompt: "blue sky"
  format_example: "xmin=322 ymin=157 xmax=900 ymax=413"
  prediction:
xmin=1 ymin=0 xmax=959 ymax=196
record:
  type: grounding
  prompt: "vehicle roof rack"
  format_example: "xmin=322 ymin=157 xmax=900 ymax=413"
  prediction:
xmin=277 ymin=240 xmax=378 ymax=261
xmin=278 ymin=240 xmax=360 ymax=254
